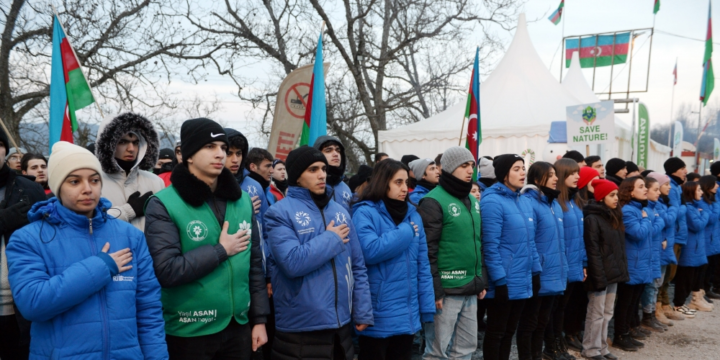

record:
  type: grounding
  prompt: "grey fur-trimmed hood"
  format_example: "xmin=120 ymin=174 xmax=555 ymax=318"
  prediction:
xmin=95 ymin=112 xmax=159 ymax=174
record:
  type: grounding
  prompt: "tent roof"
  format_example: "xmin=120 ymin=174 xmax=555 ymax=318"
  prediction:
xmin=562 ymin=52 xmax=600 ymax=104
xmin=379 ymin=13 xmax=581 ymax=143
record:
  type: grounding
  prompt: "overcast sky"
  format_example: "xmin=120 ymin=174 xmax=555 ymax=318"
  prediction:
xmin=177 ymin=0 xmax=716 ymax=148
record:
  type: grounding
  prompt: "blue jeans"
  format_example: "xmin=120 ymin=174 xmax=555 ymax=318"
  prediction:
xmin=641 ymin=266 xmax=666 ymax=313
xmin=423 ymin=295 xmax=477 ymax=360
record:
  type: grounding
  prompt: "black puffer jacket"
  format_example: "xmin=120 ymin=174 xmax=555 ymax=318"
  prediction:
xmin=144 ymin=164 xmax=270 ymax=324
xmin=583 ymin=202 xmax=630 ymax=291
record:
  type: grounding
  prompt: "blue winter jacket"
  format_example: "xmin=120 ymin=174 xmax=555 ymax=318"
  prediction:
xmin=669 ymin=177 xmax=686 ymax=246
xmin=6 ymin=198 xmax=167 ymax=360
xmin=679 ymin=200 xmax=710 ymax=267
xmin=676 ymin=204 xmax=689 ymax=246
xmin=409 ymin=184 xmax=432 ymax=205
xmin=264 ymin=186 xmax=373 ymax=332
xmin=521 ymin=187 xmax=567 ymax=296
xmin=658 ymin=198 xmax=679 ymax=265
xmin=707 ymin=197 xmax=720 ymax=256
xmin=241 ymin=169 xmax=269 ymax=223
xmin=328 ymin=181 xmax=353 ymax=214
xmin=480 ymin=182 xmax=541 ymax=300
xmin=645 ymin=201 xmax=666 ymax=279
xmin=561 ymin=199 xmax=586 ymax=283
xmin=622 ymin=201 xmax=654 ymax=285
xmin=351 ymin=200 xmax=435 ymax=337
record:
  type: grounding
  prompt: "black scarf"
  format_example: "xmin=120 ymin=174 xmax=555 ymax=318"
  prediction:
xmin=115 ymin=158 xmax=135 ymax=176
xmin=439 ymin=170 xmax=472 ymax=199
xmin=478 ymin=177 xmax=496 ymax=189
xmin=275 ymin=179 xmax=288 ymax=194
xmin=327 ymin=166 xmax=344 ymax=186
xmin=407 ymin=177 xmax=418 ymax=190
xmin=169 ymin=163 xmax=242 ymax=207
xmin=416 ymin=179 xmax=437 ymax=192
xmin=383 ymin=198 xmax=408 ymax=225
xmin=539 ymin=186 xmax=560 ymax=204
xmin=311 ymin=190 xmax=332 ymax=210
xmin=568 ymin=187 xmax=579 ymax=200
xmin=636 ymin=199 xmax=649 ymax=207
xmin=0 ymin=164 xmax=9 ymax=189
xmin=152 ymin=162 xmax=174 ymax=175
xmin=668 ymin=174 xmax=685 ymax=186
xmin=248 ymin=171 xmax=270 ymax=190
xmin=660 ymin=194 xmax=671 ymax=205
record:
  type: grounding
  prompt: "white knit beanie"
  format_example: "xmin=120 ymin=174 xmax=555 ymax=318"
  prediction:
xmin=48 ymin=141 xmax=103 ymax=196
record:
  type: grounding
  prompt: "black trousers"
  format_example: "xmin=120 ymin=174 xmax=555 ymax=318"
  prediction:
xmin=483 ymin=298 xmax=527 ymax=360
xmin=260 ymin=295 xmax=276 ymax=360
xmin=167 ymin=320 xmax=252 ymax=360
xmin=674 ymin=265 xmax=698 ymax=306
xmin=478 ymin=298 xmax=488 ymax=328
xmin=705 ymin=254 xmax=720 ymax=291
xmin=614 ymin=282 xmax=644 ymax=336
xmin=272 ymin=323 xmax=353 ymax=360
xmin=358 ymin=334 xmax=413 ymax=360
xmin=516 ymin=295 xmax=556 ymax=360
xmin=0 ymin=314 xmax=30 ymax=360
xmin=696 ymin=263 xmax=709 ymax=292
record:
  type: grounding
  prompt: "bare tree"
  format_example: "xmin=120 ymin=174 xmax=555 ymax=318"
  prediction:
xmin=0 ymin=0 xmax=231 ymax=149
xmin=182 ymin=0 xmax=522 ymax=169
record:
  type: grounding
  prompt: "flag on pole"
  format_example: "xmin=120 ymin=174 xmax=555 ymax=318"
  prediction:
xmin=673 ymin=60 xmax=678 ymax=85
xmin=700 ymin=0 xmax=714 ymax=106
xmin=654 ymin=0 xmax=660 ymax=14
xmin=464 ymin=47 xmax=481 ymax=178
xmin=548 ymin=0 xmax=564 ymax=25
xmin=299 ymin=29 xmax=327 ymax=147
xmin=49 ymin=14 xmax=95 ymax=152
xmin=565 ymin=33 xmax=630 ymax=68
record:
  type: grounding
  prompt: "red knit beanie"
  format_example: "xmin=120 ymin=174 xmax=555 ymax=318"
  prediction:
xmin=578 ymin=167 xmax=600 ymax=190
xmin=592 ymin=179 xmax=618 ymax=202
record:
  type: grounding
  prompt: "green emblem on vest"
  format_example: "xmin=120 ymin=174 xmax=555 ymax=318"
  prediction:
xmin=186 ymin=220 xmax=209 ymax=241
xmin=448 ymin=203 xmax=462 ymax=217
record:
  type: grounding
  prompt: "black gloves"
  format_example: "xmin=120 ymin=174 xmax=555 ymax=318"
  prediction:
xmin=494 ymin=284 xmax=509 ymax=302
xmin=532 ymin=274 xmax=541 ymax=297
xmin=0 ymin=199 xmax=32 ymax=233
xmin=127 ymin=191 xmax=153 ymax=217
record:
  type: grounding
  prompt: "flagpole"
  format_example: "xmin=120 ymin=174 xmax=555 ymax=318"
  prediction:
xmin=0 ymin=116 xmax=21 ymax=151
xmin=669 ymin=58 xmax=677 ymax=148
xmin=50 ymin=5 xmax=104 ymax=119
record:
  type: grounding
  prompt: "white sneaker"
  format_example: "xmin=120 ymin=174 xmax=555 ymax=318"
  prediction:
xmin=675 ymin=305 xmax=696 ymax=318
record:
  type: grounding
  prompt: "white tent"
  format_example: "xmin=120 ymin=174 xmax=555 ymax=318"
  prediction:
xmin=562 ymin=52 xmax=670 ymax=171
xmin=378 ymin=13 xmax=577 ymax=160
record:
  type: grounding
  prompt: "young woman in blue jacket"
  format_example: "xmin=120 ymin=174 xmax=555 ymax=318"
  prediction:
xmin=612 ymin=177 xmax=652 ymax=352
xmin=697 ymin=176 xmax=719 ymax=307
xmin=351 ymin=160 xmax=435 ymax=360
xmin=516 ymin=162 xmax=567 ymax=360
xmin=547 ymin=159 xmax=586 ymax=359
xmin=638 ymin=175 xmax=667 ymax=332
xmin=674 ymin=181 xmax=711 ymax=314
xmin=6 ymin=142 xmax=167 ymax=360
xmin=700 ymin=175 xmax=720 ymax=300
xmin=481 ymin=154 xmax=541 ymax=360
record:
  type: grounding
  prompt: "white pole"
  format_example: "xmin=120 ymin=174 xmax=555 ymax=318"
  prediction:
xmin=631 ymin=98 xmax=637 ymax=161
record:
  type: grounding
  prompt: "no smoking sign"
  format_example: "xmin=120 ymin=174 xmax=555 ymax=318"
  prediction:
xmin=284 ymin=82 xmax=310 ymax=119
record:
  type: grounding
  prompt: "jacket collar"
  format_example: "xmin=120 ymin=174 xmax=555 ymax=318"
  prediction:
xmin=353 ymin=198 xmax=416 ymax=222
xmin=287 ymin=186 xmax=331 ymax=210
xmin=628 ymin=200 xmax=643 ymax=210
xmin=488 ymin=182 xmax=520 ymax=198
xmin=170 ymin=163 xmax=242 ymax=207
xmin=28 ymin=197 xmax=112 ymax=230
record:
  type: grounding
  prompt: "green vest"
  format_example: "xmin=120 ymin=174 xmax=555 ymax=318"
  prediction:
xmin=424 ymin=186 xmax=482 ymax=288
xmin=155 ymin=186 xmax=253 ymax=337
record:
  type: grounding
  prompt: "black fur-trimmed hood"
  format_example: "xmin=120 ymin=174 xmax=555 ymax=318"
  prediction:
xmin=96 ymin=112 xmax=160 ymax=174
xmin=169 ymin=163 xmax=242 ymax=207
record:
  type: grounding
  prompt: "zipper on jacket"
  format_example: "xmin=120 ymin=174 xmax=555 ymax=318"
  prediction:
xmin=319 ymin=207 xmax=342 ymax=327
xmin=86 ymin=218 xmax=109 ymax=359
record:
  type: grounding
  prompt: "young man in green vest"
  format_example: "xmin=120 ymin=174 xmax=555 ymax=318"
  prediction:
xmin=145 ymin=118 xmax=270 ymax=360
xmin=418 ymin=146 xmax=486 ymax=360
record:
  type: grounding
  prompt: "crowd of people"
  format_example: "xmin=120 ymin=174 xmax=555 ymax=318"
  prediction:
xmin=0 ymin=113 xmax=719 ymax=360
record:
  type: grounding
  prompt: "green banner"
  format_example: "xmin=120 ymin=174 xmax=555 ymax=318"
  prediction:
xmin=636 ymin=103 xmax=650 ymax=168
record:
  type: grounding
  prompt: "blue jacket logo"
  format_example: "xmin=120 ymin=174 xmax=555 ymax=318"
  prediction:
xmin=335 ymin=212 xmax=348 ymax=225
xmin=295 ymin=211 xmax=311 ymax=226
xmin=246 ymin=185 xmax=258 ymax=197
xmin=186 ymin=220 xmax=209 ymax=241
xmin=342 ymin=191 xmax=352 ymax=203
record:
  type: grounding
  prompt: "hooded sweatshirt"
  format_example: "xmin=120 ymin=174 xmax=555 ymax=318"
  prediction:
xmin=96 ymin=113 xmax=165 ymax=231
xmin=313 ymin=135 xmax=353 ymax=213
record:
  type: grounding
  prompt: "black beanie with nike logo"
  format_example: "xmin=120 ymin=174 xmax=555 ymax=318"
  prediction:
xmin=180 ymin=118 xmax=228 ymax=163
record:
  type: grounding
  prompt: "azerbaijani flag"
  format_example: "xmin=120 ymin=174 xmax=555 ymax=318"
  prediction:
xmin=464 ymin=47 xmax=481 ymax=178
xmin=654 ymin=0 xmax=660 ymax=14
xmin=548 ymin=0 xmax=564 ymax=25
xmin=299 ymin=30 xmax=327 ymax=146
xmin=49 ymin=15 xmax=95 ymax=152
xmin=565 ymin=32 xmax=631 ymax=68
xmin=701 ymin=0 xmax=714 ymax=106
